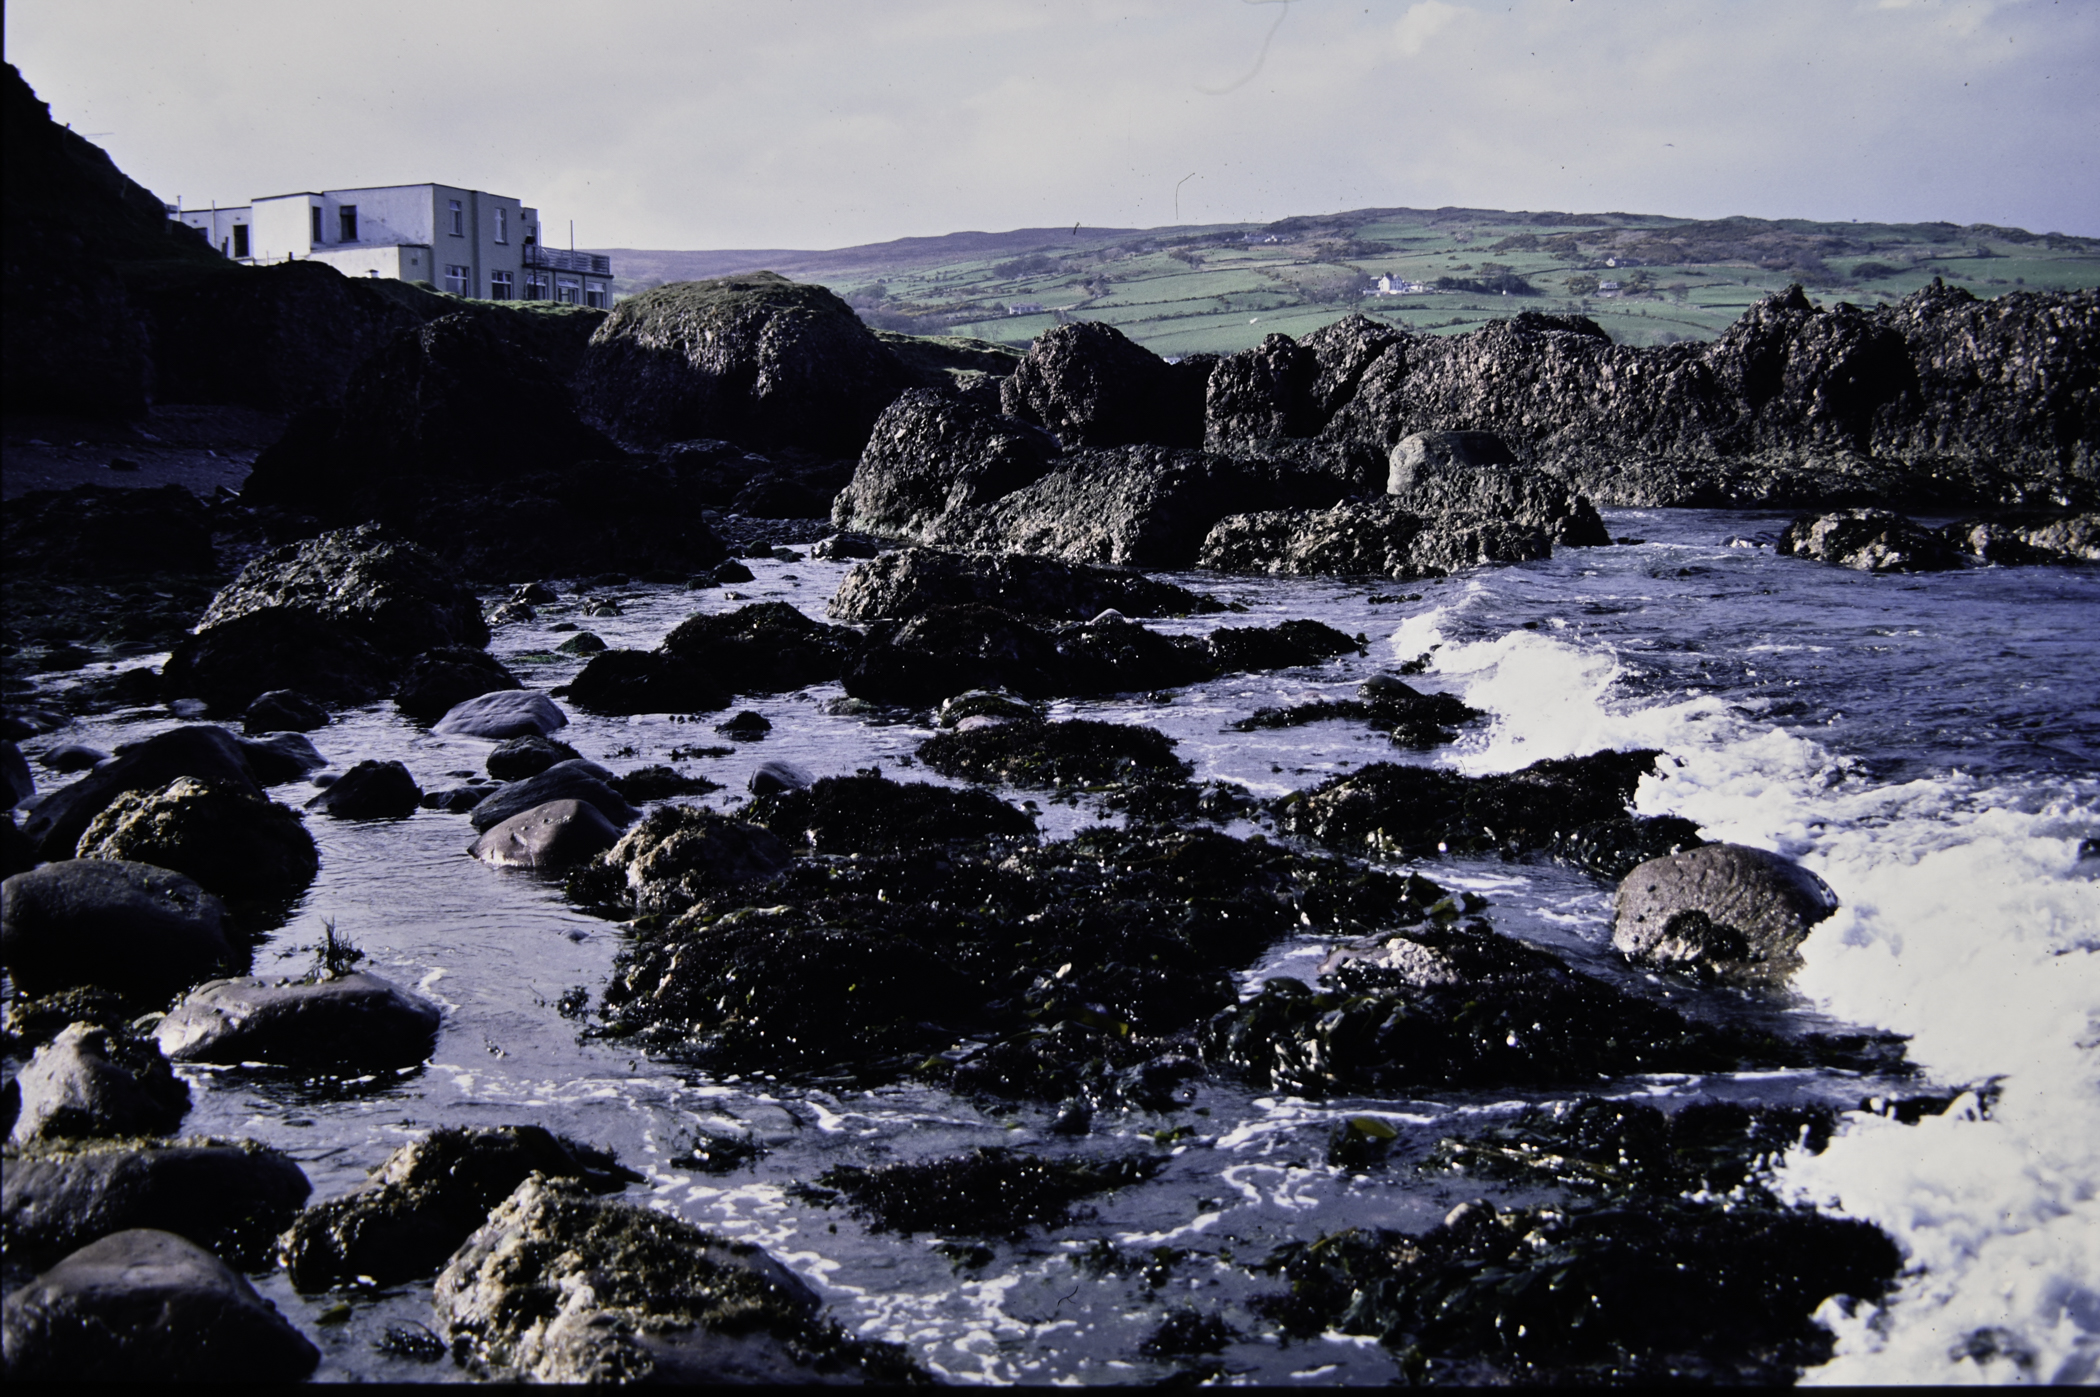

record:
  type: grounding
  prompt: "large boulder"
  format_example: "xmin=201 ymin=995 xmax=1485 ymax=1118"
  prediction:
xmin=998 ymin=321 xmax=1205 ymax=449
xmin=2 ymin=1138 xmax=311 ymax=1272
xmin=842 ymin=604 xmax=1069 ymax=705
xmin=434 ymin=1174 xmax=897 ymax=1384
xmin=0 ymin=485 xmax=215 ymax=578
xmin=1 ymin=860 xmax=235 ymax=1000
xmin=154 ymin=969 xmax=442 ymax=1070
xmin=20 ymin=726 xmax=263 ymax=861
xmin=469 ymin=799 xmax=622 ymax=871
xmin=485 ymin=735 xmax=581 ymax=781
xmin=1777 ymin=507 xmax=1964 ymax=572
xmin=72 ymin=777 xmax=318 ymax=904
xmin=1205 ymin=333 xmax=1319 ymax=450
xmin=393 ymin=647 xmax=522 ymax=724
xmin=1612 ymin=844 xmax=1840 ymax=985
xmin=191 ymin=524 xmax=488 ymax=656
xmin=239 ymin=689 xmax=329 ymax=735
xmin=276 ymin=1125 xmax=642 ymax=1291
xmin=658 ymin=601 xmax=857 ymax=693
xmin=574 ymin=272 xmax=912 ymax=455
xmin=9 ymin=1024 xmax=190 ymax=1147
xmin=304 ymin=759 xmax=421 ymax=819
xmin=827 ymin=546 xmax=1223 ymax=622
xmin=0 ymin=1229 xmax=318 ymax=1382
xmin=466 ymin=760 xmax=638 ymax=833
xmin=565 ymin=650 xmax=728 ymax=716
xmin=160 ymin=607 xmax=392 ymax=713
xmin=1199 ymin=499 xmax=1555 ymax=579
xmin=432 ymin=689 xmax=568 ymax=740
xmin=832 ymin=388 xmax=1059 ymax=539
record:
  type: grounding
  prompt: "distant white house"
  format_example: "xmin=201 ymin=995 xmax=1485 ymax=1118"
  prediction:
xmin=170 ymin=183 xmax=611 ymax=305
xmin=1369 ymin=273 xmax=1429 ymax=296
xmin=1595 ymin=280 xmax=1623 ymax=298
xmin=1006 ymin=302 xmax=1045 ymax=316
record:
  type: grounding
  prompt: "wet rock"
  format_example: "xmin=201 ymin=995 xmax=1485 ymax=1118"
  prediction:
xmin=1 ymin=1228 xmax=319 ymax=1382
xmin=1205 ymin=333 xmax=1319 ymax=450
xmin=194 ymin=523 xmax=489 ymax=656
xmin=0 ymin=817 xmax=36 ymax=880
xmin=238 ymin=689 xmax=328 ymax=735
xmin=747 ymin=759 xmax=813 ymax=795
xmin=231 ymin=731 xmax=327 ymax=785
xmin=708 ymin=559 xmax=756 ymax=585
xmin=812 ymin=1147 xmax=1164 ymax=1236
xmin=997 ymin=321 xmax=1204 ymax=449
xmin=1387 ymin=433 xmax=1611 ymax=547
xmin=747 ymin=769 xmax=1034 ymax=856
xmin=511 ymin=581 xmax=559 ymax=604
xmin=9 ymin=1023 xmax=190 ymax=1147
xmin=155 ymin=969 xmax=441 ymax=1070
xmin=2018 ymin=512 xmax=2100 ymax=561
xmin=18 ymin=726 xmax=266 ymax=862
xmin=807 ymin=532 xmax=882 ymax=560
xmin=832 ymin=387 xmax=1061 ymax=539
xmin=1941 ymin=511 xmax=2100 ymax=565
xmin=1778 ymin=507 xmax=1963 ymax=572
xmin=431 ymin=688 xmax=568 ymax=740
xmin=1204 ymin=618 xmax=1362 ymax=671
xmin=1552 ymin=814 xmax=1708 ymax=882
xmin=304 ymin=759 xmax=420 ymax=819
xmin=658 ymin=600 xmax=857 ymax=693
xmin=419 ymin=780 xmax=500 ymax=814
xmin=1258 ymin=1196 xmax=1901 ymax=1386
xmin=1234 ymin=676 xmax=1483 ymax=749
xmin=0 ymin=860 xmax=234 ymax=1000
xmin=277 ymin=1125 xmax=641 ymax=1291
xmin=0 ymin=484 xmax=216 ymax=578
xmin=1 ymin=743 xmax=34 ymax=811
xmin=576 ymin=272 xmax=911 ymax=455
xmin=554 ymin=630 xmax=607 ymax=655
xmin=918 ymin=718 xmax=1190 ymax=790
xmin=716 ymin=710 xmax=772 ymax=739
xmin=582 ymin=806 xmax=793 ymax=918
xmin=3 ymin=987 xmax=133 ymax=1050
xmin=160 ymin=607 xmax=392 ymax=715
xmin=38 ymin=744 xmax=108 ymax=775
xmin=842 ymin=604 xmax=1068 ymax=705
xmin=485 ymin=734 xmax=581 ymax=782
xmin=1199 ymin=498 xmax=1555 ymax=578
xmin=73 ymin=777 xmax=318 ymax=904
xmin=1613 ymin=843 xmax=1839 ymax=984
xmin=466 ymin=759 xmax=637 ymax=833
xmin=1386 ymin=428 xmax=1520 ymax=480
xmin=829 ymin=544 xmax=1222 ymax=622
xmin=436 ymin=1174 xmax=911 ymax=1384
xmin=2 ymin=1138 xmax=311 ymax=1272
xmin=606 ymin=765 xmax=720 ymax=802
xmin=469 ymin=799 xmax=622 ymax=871
xmin=486 ymin=600 xmax=536 ymax=626
xmin=565 ymin=649 xmax=728 ymax=716
xmin=393 ymin=647 xmax=522 ymax=723
xmin=937 ymin=690 xmax=1039 ymax=727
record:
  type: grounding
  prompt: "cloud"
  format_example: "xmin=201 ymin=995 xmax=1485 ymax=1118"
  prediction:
xmin=1392 ymin=1 xmax=1467 ymax=59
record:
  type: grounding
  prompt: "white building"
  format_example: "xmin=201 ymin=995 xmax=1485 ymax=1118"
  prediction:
xmin=171 ymin=182 xmax=611 ymax=306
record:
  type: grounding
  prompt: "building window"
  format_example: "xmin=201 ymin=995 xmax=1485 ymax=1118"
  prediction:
xmin=340 ymin=205 xmax=358 ymax=242
xmin=231 ymin=224 xmax=249 ymax=258
xmin=495 ymin=207 xmax=507 ymax=243
xmin=449 ymin=199 xmax=464 ymax=236
xmin=444 ymin=264 xmax=471 ymax=296
xmin=555 ymin=274 xmax=581 ymax=304
xmin=584 ymin=285 xmax=607 ymax=309
xmin=311 ymin=206 xmax=323 ymax=244
xmin=489 ymin=270 xmax=514 ymax=301
xmin=523 ymin=271 xmax=549 ymax=300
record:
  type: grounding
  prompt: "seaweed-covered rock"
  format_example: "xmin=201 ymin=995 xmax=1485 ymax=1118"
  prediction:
xmin=434 ymin=1174 xmax=913 ymax=1384
xmin=583 ymin=806 xmax=794 ymax=918
xmin=1204 ymin=618 xmax=1362 ymax=672
xmin=485 ymin=734 xmax=581 ymax=782
xmin=9 ymin=1023 xmax=190 ymax=1147
xmin=18 ymin=726 xmax=266 ymax=863
xmin=1551 ymin=814 xmax=1708 ymax=883
xmin=1612 ymin=843 xmax=1839 ymax=984
xmin=1 ymin=1229 xmax=319 ymax=1382
xmin=392 ymin=647 xmax=522 ymax=723
xmin=466 ymin=759 xmax=637 ymax=832
xmin=829 ymin=545 xmax=1223 ymax=622
xmin=918 ymin=718 xmax=1190 ymax=791
xmin=2 ymin=1137 xmax=311 ymax=1272
xmin=1777 ymin=507 xmax=1963 ymax=572
xmin=606 ymin=765 xmax=720 ymax=803
xmin=658 ymin=601 xmax=857 ymax=693
xmin=0 ymin=860 xmax=235 ymax=1000
xmin=154 ymin=969 xmax=442 ymax=1070
xmin=575 ymin=273 xmax=911 ymax=455
xmin=73 ymin=777 xmax=318 ymax=904
xmin=193 ymin=524 xmax=488 ymax=656
xmin=841 ymin=604 xmax=1067 ymax=705
xmin=277 ymin=1125 xmax=640 ymax=1291
xmin=1234 ymin=676 xmax=1482 ymax=749
xmin=565 ymin=649 xmax=729 ymax=716
xmin=746 ymin=769 xmax=1034 ymax=856
xmin=1258 ymin=1197 xmax=1902 ymax=1385
xmin=997 ymin=321 xmax=1203 ymax=449
xmin=832 ymin=388 xmax=1059 ymax=539
xmin=812 ymin=1147 xmax=1164 ymax=1237
xmin=431 ymin=689 xmax=568 ymax=740
xmin=304 ymin=759 xmax=420 ymax=819
xmin=469 ymin=799 xmax=622 ymax=871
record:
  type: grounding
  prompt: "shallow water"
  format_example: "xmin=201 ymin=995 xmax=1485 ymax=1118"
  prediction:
xmin=9 ymin=508 xmax=2097 ymax=1385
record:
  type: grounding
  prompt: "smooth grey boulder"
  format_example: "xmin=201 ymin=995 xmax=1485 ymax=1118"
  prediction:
xmin=240 ymin=689 xmax=329 ymax=734
xmin=0 ymin=740 xmax=31 ymax=809
xmin=470 ymin=799 xmax=622 ymax=870
xmin=38 ymin=744 xmax=107 ymax=775
xmin=1777 ymin=507 xmax=1962 ymax=573
xmin=1613 ymin=843 xmax=1840 ymax=984
xmin=433 ymin=689 xmax=569 ymax=740
xmin=235 ymin=731 xmax=328 ymax=784
xmin=1387 ymin=429 xmax=1519 ymax=484
xmin=597 ymin=806 xmax=795 ymax=917
xmin=466 ymin=759 xmax=636 ymax=833
xmin=72 ymin=777 xmax=318 ymax=904
xmin=421 ymin=779 xmax=503 ymax=813
xmin=748 ymin=759 xmax=813 ymax=796
xmin=305 ymin=758 xmax=421 ymax=819
xmin=1 ymin=1228 xmax=318 ymax=1381
xmin=393 ymin=646 xmax=523 ymax=723
xmin=154 ymin=970 xmax=442 ymax=1070
xmin=0 ymin=859 xmax=235 ymax=1000
xmin=9 ymin=1023 xmax=191 ymax=1148
xmin=485 ymin=734 xmax=581 ymax=781
xmin=19 ymin=725 xmax=263 ymax=862
xmin=435 ymin=1175 xmax=838 ymax=1385
xmin=2 ymin=1138 xmax=311 ymax=1271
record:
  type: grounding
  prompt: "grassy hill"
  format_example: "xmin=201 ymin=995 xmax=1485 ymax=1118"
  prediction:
xmin=593 ymin=207 xmax=2100 ymax=356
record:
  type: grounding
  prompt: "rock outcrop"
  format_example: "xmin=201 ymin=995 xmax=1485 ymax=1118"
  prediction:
xmin=1777 ymin=507 xmax=1964 ymax=572
xmin=72 ymin=776 xmax=318 ymax=905
xmin=997 ymin=320 xmax=1206 ymax=449
xmin=829 ymin=545 xmax=1223 ymax=622
xmin=1 ymin=859 xmax=236 ymax=1000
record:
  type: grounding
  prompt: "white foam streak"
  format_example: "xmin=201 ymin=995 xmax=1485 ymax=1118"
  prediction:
xmin=1414 ymin=624 xmax=2100 ymax=1385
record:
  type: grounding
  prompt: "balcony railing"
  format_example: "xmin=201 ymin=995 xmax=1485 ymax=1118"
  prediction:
xmin=524 ymin=246 xmax=611 ymax=275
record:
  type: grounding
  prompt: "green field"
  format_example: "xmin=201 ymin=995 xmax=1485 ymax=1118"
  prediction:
xmin=603 ymin=207 xmax=2100 ymax=356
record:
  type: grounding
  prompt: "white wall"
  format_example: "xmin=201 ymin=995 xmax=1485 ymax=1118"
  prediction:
xmin=308 ymin=244 xmax=430 ymax=280
xmin=248 ymin=195 xmax=316 ymax=263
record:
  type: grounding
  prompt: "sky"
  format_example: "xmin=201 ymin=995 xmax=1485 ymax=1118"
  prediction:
xmin=7 ymin=0 xmax=2096 ymax=250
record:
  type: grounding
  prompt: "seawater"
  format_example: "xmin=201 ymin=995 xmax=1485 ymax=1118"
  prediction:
xmin=11 ymin=506 xmax=2096 ymax=1385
